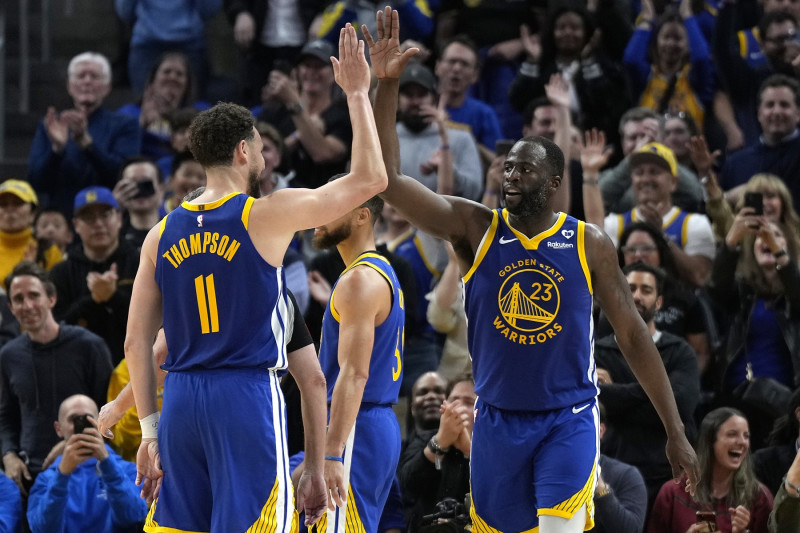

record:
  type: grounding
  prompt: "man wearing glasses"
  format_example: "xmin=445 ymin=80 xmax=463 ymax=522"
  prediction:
xmin=50 ymin=186 xmax=140 ymax=365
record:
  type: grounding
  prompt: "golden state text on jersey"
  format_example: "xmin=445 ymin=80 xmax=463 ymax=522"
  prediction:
xmin=464 ymin=210 xmax=598 ymax=411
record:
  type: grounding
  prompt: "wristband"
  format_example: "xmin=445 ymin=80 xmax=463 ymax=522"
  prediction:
xmin=440 ymin=145 xmax=450 ymax=150
xmin=325 ymin=455 xmax=344 ymax=463
xmin=139 ymin=412 xmax=160 ymax=440
xmin=583 ymin=178 xmax=599 ymax=185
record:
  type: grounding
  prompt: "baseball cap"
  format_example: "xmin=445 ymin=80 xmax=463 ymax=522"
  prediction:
xmin=298 ymin=40 xmax=335 ymax=65
xmin=399 ymin=63 xmax=437 ymax=93
xmin=629 ymin=142 xmax=678 ymax=177
xmin=0 ymin=179 xmax=38 ymax=206
xmin=73 ymin=186 xmax=118 ymax=215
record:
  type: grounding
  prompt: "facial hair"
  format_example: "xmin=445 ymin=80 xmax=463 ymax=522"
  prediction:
xmin=506 ymin=180 xmax=550 ymax=217
xmin=247 ymin=166 xmax=261 ymax=198
xmin=312 ymin=222 xmax=352 ymax=250
xmin=637 ymin=301 xmax=658 ymax=325
xmin=398 ymin=110 xmax=430 ymax=134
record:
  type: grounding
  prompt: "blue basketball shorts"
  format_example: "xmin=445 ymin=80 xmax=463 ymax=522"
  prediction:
xmin=312 ymin=404 xmax=401 ymax=533
xmin=469 ymin=397 xmax=599 ymax=532
xmin=144 ymin=368 xmax=297 ymax=533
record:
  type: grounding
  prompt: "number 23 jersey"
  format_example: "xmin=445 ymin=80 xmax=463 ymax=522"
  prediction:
xmin=464 ymin=210 xmax=598 ymax=411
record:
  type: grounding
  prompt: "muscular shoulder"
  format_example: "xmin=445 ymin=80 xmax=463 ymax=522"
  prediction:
xmin=335 ymin=264 xmax=393 ymax=315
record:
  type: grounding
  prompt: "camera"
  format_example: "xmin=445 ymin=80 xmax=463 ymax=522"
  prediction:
xmin=418 ymin=497 xmax=471 ymax=533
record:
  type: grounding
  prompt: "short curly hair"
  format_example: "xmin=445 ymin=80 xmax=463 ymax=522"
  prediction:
xmin=188 ymin=102 xmax=255 ymax=168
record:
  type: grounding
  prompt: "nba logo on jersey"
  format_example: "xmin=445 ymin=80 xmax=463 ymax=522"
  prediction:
xmin=197 ymin=215 xmax=204 ymax=227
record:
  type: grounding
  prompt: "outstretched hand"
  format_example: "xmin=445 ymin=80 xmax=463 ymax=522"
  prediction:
xmin=579 ymin=129 xmax=613 ymax=173
xmin=666 ymin=432 xmax=699 ymax=497
xmin=332 ymin=24 xmax=371 ymax=96
xmin=362 ymin=7 xmax=419 ymax=79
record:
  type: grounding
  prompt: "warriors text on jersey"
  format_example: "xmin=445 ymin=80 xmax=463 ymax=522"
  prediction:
xmin=464 ymin=210 xmax=597 ymax=411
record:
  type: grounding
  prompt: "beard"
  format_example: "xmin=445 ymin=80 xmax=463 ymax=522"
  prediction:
xmin=637 ymin=303 xmax=658 ymax=325
xmin=312 ymin=223 xmax=352 ymax=250
xmin=398 ymin=110 xmax=430 ymax=134
xmin=506 ymin=182 xmax=549 ymax=217
xmin=246 ymin=166 xmax=262 ymax=198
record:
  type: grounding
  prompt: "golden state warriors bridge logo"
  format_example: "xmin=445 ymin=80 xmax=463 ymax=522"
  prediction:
xmin=494 ymin=258 xmax=564 ymax=345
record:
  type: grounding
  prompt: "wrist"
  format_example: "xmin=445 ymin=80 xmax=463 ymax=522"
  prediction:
xmin=139 ymin=411 xmax=160 ymax=440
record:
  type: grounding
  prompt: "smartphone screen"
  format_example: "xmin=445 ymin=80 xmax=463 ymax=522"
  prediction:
xmin=71 ymin=414 xmax=91 ymax=435
xmin=134 ymin=180 xmax=156 ymax=199
xmin=743 ymin=192 xmax=763 ymax=215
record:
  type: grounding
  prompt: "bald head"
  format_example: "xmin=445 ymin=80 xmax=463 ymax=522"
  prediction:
xmin=58 ymin=394 xmax=98 ymax=424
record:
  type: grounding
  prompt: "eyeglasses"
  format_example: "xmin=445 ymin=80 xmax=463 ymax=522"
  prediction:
xmin=621 ymin=244 xmax=658 ymax=255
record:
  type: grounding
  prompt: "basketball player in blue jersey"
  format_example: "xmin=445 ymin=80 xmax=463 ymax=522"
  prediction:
xmin=124 ymin=24 xmax=388 ymax=533
xmin=365 ymin=8 xmax=699 ymax=533
xmin=310 ymin=183 xmax=405 ymax=533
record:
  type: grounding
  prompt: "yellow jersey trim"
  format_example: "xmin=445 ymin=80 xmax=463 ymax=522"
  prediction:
xmin=737 ymin=30 xmax=747 ymax=58
xmin=538 ymin=461 xmax=597 ymax=530
xmin=242 ymin=196 xmax=254 ymax=231
xmin=181 ymin=192 xmax=240 ymax=212
xmin=413 ymin=234 xmax=442 ymax=277
xmin=330 ymin=252 xmax=394 ymax=322
xmin=663 ymin=207 xmax=681 ymax=228
xmin=503 ymin=210 xmax=567 ymax=249
xmin=143 ymin=499 xmax=208 ymax=533
xmin=386 ymin=227 xmax=415 ymax=253
xmin=681 ymin=213 xmax=691 ymax=249
xmin=463 ymin=210 xmax=499 ymax=284
xmin=158 ymin=215 xmax=168 ymax=238
xmin=577 ymin=221 xmax=592 ymax=295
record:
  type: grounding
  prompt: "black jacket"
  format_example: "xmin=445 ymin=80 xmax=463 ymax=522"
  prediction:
xmin=49 ymin=242 xmax=140 ymax=366
xmin=707 ymin=245 xmax=800 ymax=391
xmin=0 ymin=325 xmax=113 ymax=472
xmin=595 ymin=331 xmax=700 ymax=497
xmin=398 ymin=429 xmax=471 ymax=533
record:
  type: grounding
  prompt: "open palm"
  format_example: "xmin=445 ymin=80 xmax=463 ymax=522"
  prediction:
xmin=362 ymin=7 xmax=418 ymax=79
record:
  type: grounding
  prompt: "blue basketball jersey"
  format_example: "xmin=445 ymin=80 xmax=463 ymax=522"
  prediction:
xmin=737 ymin=27 xmax=767 ymax=69
xmin=464 ymin=210 xmax=597 ymax=411
xmin=156 ymin=192 xmax=290 ymax=372
xmin=318 ymin=252 xmax=404 ymax=405
xmin=617 ymin=207 xmax=691 ymax=249
xmin=387 ymin=228 xmax=440 ymax=335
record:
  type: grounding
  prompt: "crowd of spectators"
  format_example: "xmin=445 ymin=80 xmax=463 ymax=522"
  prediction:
xmin=4 ymin=0 xmax=800 ymax=531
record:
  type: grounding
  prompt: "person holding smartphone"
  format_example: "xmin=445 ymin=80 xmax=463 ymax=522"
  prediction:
xmin=112 ymin=157 xmax=165 ymax=252
xmin=26 ymin=394 xmax=147 ymax=533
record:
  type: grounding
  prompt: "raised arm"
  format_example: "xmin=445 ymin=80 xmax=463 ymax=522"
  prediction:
xmin=248 ymin=24 xmax=387 ymax=257
xmin=585 ymin=224 xmax=699 ymax=492
xmin=364 ymin=7 xmax=492 ymax=263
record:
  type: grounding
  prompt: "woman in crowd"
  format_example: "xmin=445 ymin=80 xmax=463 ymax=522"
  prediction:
xmin=649 ymin=407 xmax=773 ymax=533
xmin=509 ymin=3 xmax=630 ymax=149
xmin=117 ymin=52 xmax=210 ymax=159
xmin=624 ymin=0 xmax=714 ymax=130
xmin=708 ymin=206 xmax=800 ymax=449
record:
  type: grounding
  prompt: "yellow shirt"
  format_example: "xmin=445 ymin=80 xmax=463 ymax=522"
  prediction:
xmin=107 ymin=359 xmax=164 ymax=461
xmin=0 ymin=227 xmax=62 ymax=289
